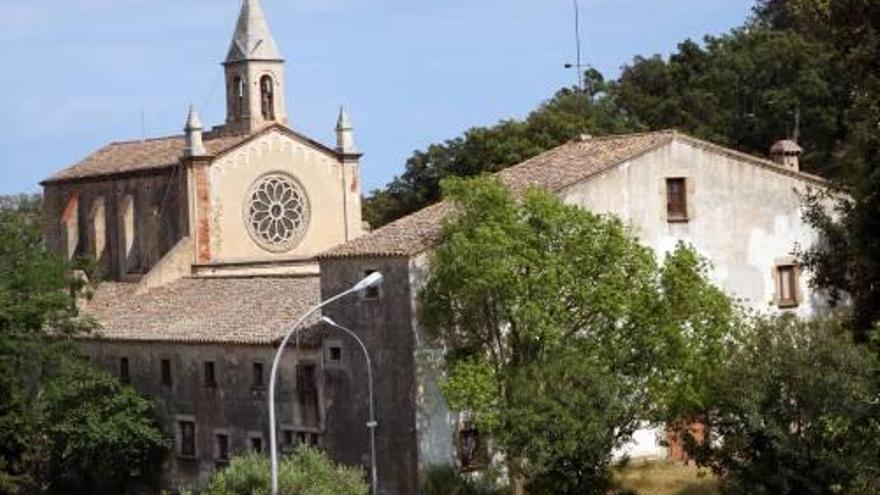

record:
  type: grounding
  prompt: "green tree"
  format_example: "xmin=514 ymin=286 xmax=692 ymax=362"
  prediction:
xmin=39 ymin=359 xmax=169 ymax=493
xmin=420 ymin=177 xmax=738 ymax=494
xmin=0 ymin=201 xmax=168 ymax=494
xmin=686 ymin=317 xmax=880 ymax=494
xmin=205 ymin=447 xmax=368 ymax=495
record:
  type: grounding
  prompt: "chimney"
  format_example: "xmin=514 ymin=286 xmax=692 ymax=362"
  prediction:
xmin=770 ymin=139 xmax=803 ymax=171
xmin=184 ymin=105 xmax=207 ymax=158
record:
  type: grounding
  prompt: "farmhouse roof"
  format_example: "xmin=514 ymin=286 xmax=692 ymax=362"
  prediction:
xmin=321 ymin=130 xmax=828 ymax=259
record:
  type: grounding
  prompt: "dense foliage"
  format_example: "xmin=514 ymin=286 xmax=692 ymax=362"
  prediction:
xmin=364 ymin=1 xmax=879 ymax=240
xmin=686 ymin=317 xmax=880 ymax=495
xmin=0 ymin=202 xmax=168 ymax=494
xmin=420 ymin=177 xmax=739 ymax=494
xmin=205 ymin=447 xmax=369 ymax=495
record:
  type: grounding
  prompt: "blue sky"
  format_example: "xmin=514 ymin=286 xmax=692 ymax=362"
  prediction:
xmin=0 ymin=0 xmax=754 ymax=195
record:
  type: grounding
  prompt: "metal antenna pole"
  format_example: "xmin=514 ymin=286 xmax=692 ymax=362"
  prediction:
xmin=573 ymin=0 xmax=584 ymax=92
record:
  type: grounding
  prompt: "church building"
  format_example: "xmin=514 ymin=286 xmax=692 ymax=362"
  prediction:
xmin=40 ymin=1 xmax=832 ymax=494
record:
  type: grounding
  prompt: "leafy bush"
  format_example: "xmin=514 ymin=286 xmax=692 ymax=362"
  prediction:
xmin=205 ymin=447 xmax=368 ymax=495
xmin=420 ymin=465 xmax=505 ymax=495
xmin=687 ymin=317 xmax=880 ymax=495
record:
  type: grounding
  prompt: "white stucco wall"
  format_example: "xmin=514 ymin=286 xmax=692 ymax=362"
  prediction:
xmin=560 ymin=139 xmax=828 ymax=317
xmin=208 ymin=130 xmax=362 ymax=262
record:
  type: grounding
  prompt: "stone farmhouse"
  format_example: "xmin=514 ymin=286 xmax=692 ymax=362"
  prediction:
xmin=39 ymin=1 xmax=830 ymax=493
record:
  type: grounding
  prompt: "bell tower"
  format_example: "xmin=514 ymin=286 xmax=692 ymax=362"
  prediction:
xmin=223 ymin=0 xmax=288 ymax=135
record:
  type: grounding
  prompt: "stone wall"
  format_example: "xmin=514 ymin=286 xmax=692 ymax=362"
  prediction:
xmin=43 ymin=169 xmax=186 ymax=281
xmin=81 ymin=340 xmax=324 ymax=491
xmin=319 ymin=257 xmax=420 ymax=495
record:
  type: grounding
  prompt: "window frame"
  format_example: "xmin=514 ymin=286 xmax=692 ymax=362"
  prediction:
xmin=119 ymin=357 xmax=130 ymax=384
xmin=161 ymin=359 xmax=172 ymax=386
xmin=215 ymin=432 xmax=230 ymax=465
xmin=252 ymin=362 xmax=265 ymax=390
xmin=204 ymin=361 xmax=217 ymax=389
xmin=666 ymin=177 xmax=689 ymax=222
xmin=178 ymin=420 xmax=197 ymax=459
xmin=777 ymin=264 xmax=800 ymax=308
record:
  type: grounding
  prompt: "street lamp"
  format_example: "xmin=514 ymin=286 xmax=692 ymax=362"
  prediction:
xmin=321 ymin=316 xmax=378 ymax=495
xmin=268 ymin=272 xmax=383 ymax=495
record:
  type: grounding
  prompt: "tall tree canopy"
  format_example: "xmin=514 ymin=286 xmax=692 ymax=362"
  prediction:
xmin=0 ymin=202 xmax=168 ymax=494
xmin=420 ymin=177 xmax=739 ymax=494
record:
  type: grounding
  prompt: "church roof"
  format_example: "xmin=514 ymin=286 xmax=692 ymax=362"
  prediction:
xmin=225 ymin=0 xmax=283 ymax=63
xmin=321 ymin=130 xmax=829 ymax=260
xmin=82 ymin=276 xmax=321 ymax=345
xmin=42 ymin=133 xmax=249 ymax=184
xmin=42 ymin=125 xmax=339 ymax=185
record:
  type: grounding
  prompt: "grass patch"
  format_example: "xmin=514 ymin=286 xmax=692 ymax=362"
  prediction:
xmin=613 ymin=461 xmax=719 ymax=495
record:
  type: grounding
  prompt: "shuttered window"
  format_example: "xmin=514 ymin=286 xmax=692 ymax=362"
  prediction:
xmin=666 ymin=178 xmax=688 ymax=221
xmin=778 ymin=265 xmax=799 ymax=307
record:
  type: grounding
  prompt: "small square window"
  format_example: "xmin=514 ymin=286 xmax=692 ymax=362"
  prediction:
xmin=161 ymin=359 xmax=172 ymax=386
xmin=204 ymin=361 xmax=217 ymax=388
xmin=120 ymin=357 xmax=130 ymax=384
xmin=329 ymin=346 xmax=342 ymax=362
xmin=251 ymin=436 xmax=263 ymax=453
xmin=252 ymin=363 xmax=265 ymax=389
xmin=666 ymin=178 xmax=688 ymax=222
xmin=363 ymin=270 xmax=380 ymax=300
xmin=777 ymin=265 xmax=799 ymax=308
xmin=179 ymin=421 xmax=196 ymax=458
xmin=216 ymin=434 xmax=229 ymax=463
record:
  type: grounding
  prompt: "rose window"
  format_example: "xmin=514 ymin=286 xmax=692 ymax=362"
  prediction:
xmin=244 ymin=173 xmax=310 ymax=252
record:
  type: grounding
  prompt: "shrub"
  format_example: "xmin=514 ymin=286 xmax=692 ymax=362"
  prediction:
xmin=205 ymin=447 xmax=368 ymax=495
xmin=687 ymin=317 xmax=880 ymax=494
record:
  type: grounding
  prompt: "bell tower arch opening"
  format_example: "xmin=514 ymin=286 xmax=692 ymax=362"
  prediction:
xmin=222 ymin=0 xmax=286 ymax=134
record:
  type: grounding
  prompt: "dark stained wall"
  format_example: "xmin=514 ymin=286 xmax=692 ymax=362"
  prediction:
xmin=319 ymin=257 xmax=420 ymax=495
xmin=81 ymin=340 xmax=325 ymax=491
xmin=43 ymin=169 xmax=187 ymax=281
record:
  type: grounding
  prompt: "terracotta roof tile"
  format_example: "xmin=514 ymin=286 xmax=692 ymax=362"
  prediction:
xmin=82 ymin=276 xmax=321 ymax=344
xmin=322 ymin=130 xmax=829 ymax=260
xmin=322 ymin=131 xmax=674 ymax=259
xmin=42 ymin=133 xmax=250 ymax=184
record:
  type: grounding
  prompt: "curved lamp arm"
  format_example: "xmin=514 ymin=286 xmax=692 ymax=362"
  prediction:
xmin=269 ymin=272 xmax=383 ymax=495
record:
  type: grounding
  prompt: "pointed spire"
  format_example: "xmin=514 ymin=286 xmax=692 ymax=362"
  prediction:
xmin=184 ymin=105 xmax=207 ymax=157
xmin=225 ymin=0 xmax=283 ymax=64
xmin=336 ymin=106 xmax=357 ymax=155
xmin=185 ymin=104 xmax=203 ymax=131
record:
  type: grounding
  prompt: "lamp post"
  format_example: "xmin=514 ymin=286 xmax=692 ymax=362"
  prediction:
xmin=321 ymin=316 xmax=378 ymax=495
xmin=268 ymin=272 xmax=383 ymax=495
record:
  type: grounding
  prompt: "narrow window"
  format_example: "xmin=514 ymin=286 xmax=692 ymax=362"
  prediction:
xmin=120 ymin=357 xmax=130 ymax=384
xmin=216 ymin=434 xmax=229 ymax=464
xmin=161 ymin=359 xmax=172 ymax=386
xmin=251 ymin=436 xmax=263 ymax=453
xmin=204 ymin=361 xmax=217 ymax=388
xmin=363 ymin=270 xmax=381 ymax=300
xmin=252 ymin=362 xmax=264 ymax=389
xmin=666 ymin=178 xmax=688 ymax=221
xmin=179 ymin=421 xmax=196 ymax=457
xmin=296 ymin=364 xmax=319 ymax=427
xmin=777 ymin=265 xmax=799 ymax=308
xmin=233 ymin=76 xmax=245 ymax=119
xmin=282 ymin=430 xmax=295 ymax=452
xmin=260 ymin=75 xmax=275 ymax=121
xmin=459 ymin=427 xmax=481 ymax=471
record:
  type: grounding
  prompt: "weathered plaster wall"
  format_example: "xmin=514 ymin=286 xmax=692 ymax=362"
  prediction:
xmin=560 ymin=139 xmax=826 ymax=317
xmin=319 ymin=257 xmax=419 ymax=495
xmin=43 ymin=170 xmax=186 ymax=281
xmin=209 ymin=131 xmax=362 ymax=262
xmin=81 ymin=340 xmax=321 ymax=491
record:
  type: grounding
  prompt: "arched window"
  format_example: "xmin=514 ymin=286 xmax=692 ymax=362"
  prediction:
xmin=260 ymin=75 xmax=275 ymax=121
xmin=232 ymin=76 xmax=245 ymax=120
